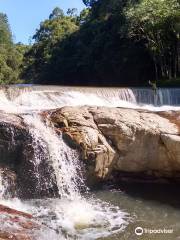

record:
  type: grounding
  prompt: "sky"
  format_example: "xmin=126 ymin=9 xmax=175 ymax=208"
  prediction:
xmin=0 ymin=0 xmax=85 ymax=44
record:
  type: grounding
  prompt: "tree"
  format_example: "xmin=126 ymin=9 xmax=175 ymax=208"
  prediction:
xmin=27 ymin=0 xmax=152 ymax=86
xmin=23 ymin=8 xmax=79 ymax=83
xmin=49 ymin=7 xmax=64 ymax=20
xmin=0 ymin=13 xmax=26 ymax=84
xmin=23 ymin=1 xmax=179 ymax=86
xmin=67 ymin=8 xmax=78 ymax=17
xmin=0 ymin=44 xmax=26 ymax=84
xmin=0 ymin=13 xmax=12 ymax=45
xmin=77 ymin=8 xmax=90 ymax=24
xmin=82 ymin=0 xmax=98 ymax=7
xmin=126 ymin=0 xmax=180 ymax=80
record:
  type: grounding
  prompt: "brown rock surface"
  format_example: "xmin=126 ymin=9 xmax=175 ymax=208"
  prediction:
xmin=50 ymin=106 xmax=180 ymax=182
xmin=1 ymin=107 xmax=180 ymax=186
xmin=0 ymin=204 xmax=39 ymax=240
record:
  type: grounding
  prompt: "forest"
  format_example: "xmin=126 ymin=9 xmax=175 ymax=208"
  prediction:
xmin=0 ymin=0 xmax=179 ymax=86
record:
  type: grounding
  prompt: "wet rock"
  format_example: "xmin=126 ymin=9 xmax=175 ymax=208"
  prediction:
xmin=0 ymin=168 xmax=16 ymax=197
xmin=0 ymin=113 xmax=26 ymax=166
xmin=18 ymin=137 xmax=58 ymax=199
xmin=1 ymin=107 xmax=180 ymax=188
xmin=50 ymin=106 xmax=180 ymax=184
xmin=0 ymin=204 xmax=39 ymax=240
xmin=50 ymin=107 xmax=116 ymax=184
xmin=0 ymin=113 xmax=57 ymax=198
xmin=0 ymin=204 xmax=32 ymax=218
xmin=0 ymin=113 xmax=28 ymax=197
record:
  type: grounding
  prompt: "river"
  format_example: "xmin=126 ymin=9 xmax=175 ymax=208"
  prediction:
xmin=0 ymin=85 xmax=180 ymax=239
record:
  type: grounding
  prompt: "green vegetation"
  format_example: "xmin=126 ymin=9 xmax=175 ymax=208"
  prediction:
xmin=0 ymin=13 xmax=29 ymax=84
xmin=126 ymin=0 xmax=180 ymax=81
xmin=22 ymin=7 xmax=79 ymax=83
xmin=0 ymin=0 xmax=179 ymax=86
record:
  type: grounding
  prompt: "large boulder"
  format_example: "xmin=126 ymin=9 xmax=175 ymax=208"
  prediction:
xmin=50 ymin=106 xmax=180 ymax=183
xmin=1 ymin=107 xmax=180 ymax=188
xmin=0 ymin=204 xmax=39 ymax=240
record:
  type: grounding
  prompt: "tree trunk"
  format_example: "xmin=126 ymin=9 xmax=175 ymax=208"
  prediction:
xmin=160 ymin=57 xmax=165 ymax=78
xmin=154 ymin=57 xmax=158 ymax=82
xmin=177 ymin=38 xmax=180 ymax=76
xmin=174 ymin=53 xmax=177 ymax=79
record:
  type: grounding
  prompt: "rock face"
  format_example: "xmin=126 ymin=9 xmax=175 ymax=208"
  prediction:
xmin=0 ymin=112 xmax=58 ymax=198
xmin=0 ymin=113 xmax=26 ymax=166
xmin=50 ymin=106 xmax=180 ymax=183
xmin=0 ymin=107 xmax=180 ymax=188
xmin=0 ymin=113 xmax=27 ymax=197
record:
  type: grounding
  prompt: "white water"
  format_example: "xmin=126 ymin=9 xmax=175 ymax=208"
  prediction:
xmin=0 ymin=87 xmax=131 ymax=239
xmin=24 ymin=114 xmax=85 ymax=199
xmin=0 ymin=86 xmax=179 ymax=114
xmin=0 ymin=173 xmax=5 ymax=198
xmin=21 ymin=114 xmax=129 ymax=239
xmin=0 ymin=170 xmax=10 ymax=199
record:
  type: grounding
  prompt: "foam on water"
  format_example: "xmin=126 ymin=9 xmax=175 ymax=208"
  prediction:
xmin=30 ymin=197 xmax=129 ymax=239
xmin=0 ymin=111 xmax=129 ymax=239
xmin=22 ymin=114 xmax=129 ymax=238
xmin=0 ymin=89 xmax=136 ymax=113
xmin=0 ymin=87 xmax=180 ymax=113
xmin=0 ymin=196 xmax=129 ymax=239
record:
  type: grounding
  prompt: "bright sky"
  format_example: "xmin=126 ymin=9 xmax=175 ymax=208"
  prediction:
xmin=0 ymin=0 xmax=85 ymax=44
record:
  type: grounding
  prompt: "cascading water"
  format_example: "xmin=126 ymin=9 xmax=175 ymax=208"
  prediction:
xmin=0 ymin=86 xmax=180 ymax=113
xmin=0 ymin=86 xmax=133 ymax=239
xmin=0 ymin=173 xmax=5 ymax=198
xmin=21 ymin=114 xmax=129 ymax=239
xmin=0 ymin=85 xmax=179 ymax=239
xmin=23 ymin=114 xmax=85 ymax=199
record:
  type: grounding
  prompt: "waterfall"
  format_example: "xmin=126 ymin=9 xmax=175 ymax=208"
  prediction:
xmin=0 ymin=86 xmax=179 ymax=113
xmin=0 ymin=85 xmax=179 ymax=239
xmin=0 ymin=173 xmax=5 ymax=198
xmin=21 ymin=114 xmax=129 ymax=239
xmin=0 ymin=109 xmax=129 ymax=239
xmin=23 ymin=114 xmax=85 ymax=199
xmin=132 ymin=88 xmax=180 ymax=105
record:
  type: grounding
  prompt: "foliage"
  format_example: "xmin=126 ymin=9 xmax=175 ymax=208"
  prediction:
xmin=82 ymin=0 xmax=98 ymax=7
xmin=1 ymin=1 xmax=178 ymax=86
xmin=24 ymin=2 xmax=154 ymax=85
xmin=49 ymin=7 xmax=64 ymax=20
xmin=0 ymin=13 xmax=12 ymax=45
xmin=0 ymin=13 xmax=28 ymax=84
xmin=23 ymin=8 xmax=79 ymax=83
xmin=126 ymin=0 xmax=180 ymax=80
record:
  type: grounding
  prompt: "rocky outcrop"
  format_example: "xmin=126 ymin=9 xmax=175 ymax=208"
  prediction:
xmin=0 ymin=113 xmax=26 ymax=166
xmin=0 ymin=113 xmax=27 ymax=197
xmin=0 ymin=204 xmax=39 ymax=240
xmin=50 ymin=107 xmax=116 ymax=184
xmin=0 ymin=107 xmax=180 ymax=188
xmin=50 ymin=106 xmax=180 ymax=183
